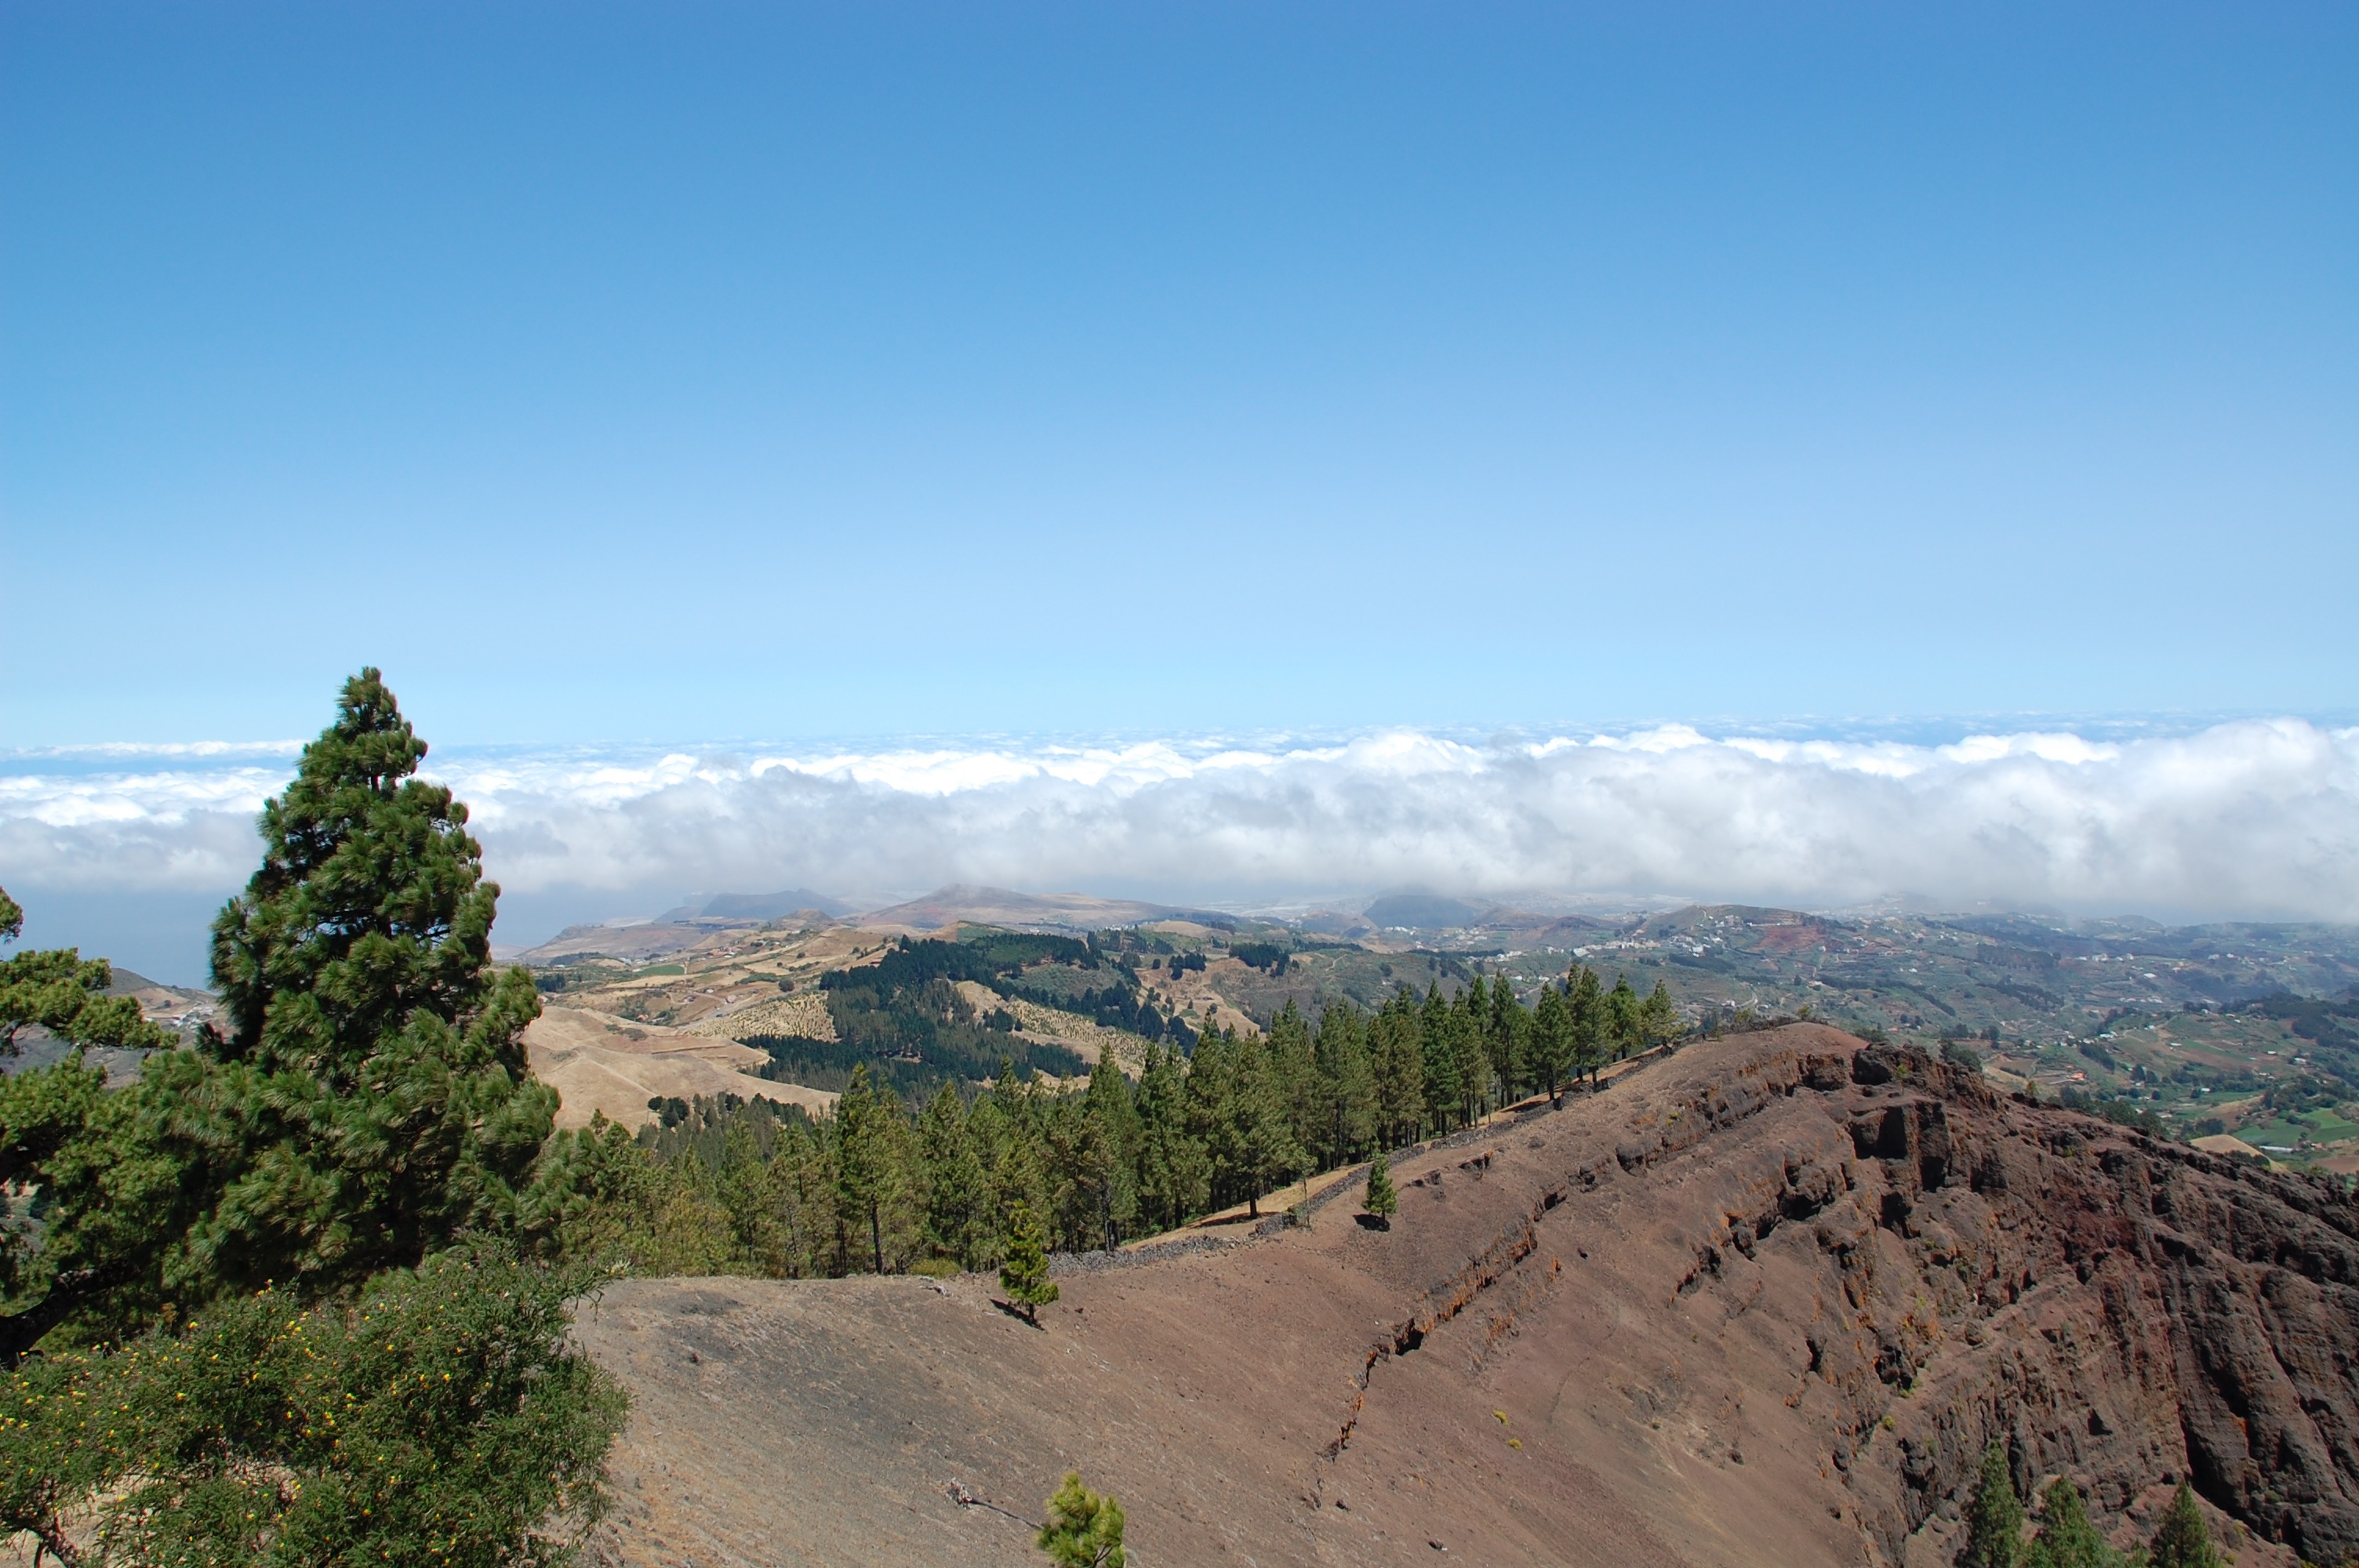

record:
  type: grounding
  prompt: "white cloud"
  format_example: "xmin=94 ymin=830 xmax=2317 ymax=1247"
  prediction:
xmin=4 ymin=720 xmax=2357 ymax=921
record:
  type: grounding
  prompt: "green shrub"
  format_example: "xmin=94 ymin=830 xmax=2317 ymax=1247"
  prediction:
xmin=0 ymin=1245 xmax=623 ymax=1566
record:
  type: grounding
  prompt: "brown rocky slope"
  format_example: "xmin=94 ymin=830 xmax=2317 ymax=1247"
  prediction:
xmin=576 ymin=1025 xmax=2359 ymax=1566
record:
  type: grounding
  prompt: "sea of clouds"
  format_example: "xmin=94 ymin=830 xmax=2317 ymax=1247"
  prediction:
xmin=5 ymin=719 xmax=2358 ymax=933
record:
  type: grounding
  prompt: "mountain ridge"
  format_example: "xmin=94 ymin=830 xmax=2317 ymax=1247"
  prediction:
xmin=576 ymin=1024 xmax=2357 ymax=1566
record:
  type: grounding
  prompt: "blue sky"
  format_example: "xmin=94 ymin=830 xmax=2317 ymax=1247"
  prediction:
xmin=5 ymin=1 xmax=2352 ymax=748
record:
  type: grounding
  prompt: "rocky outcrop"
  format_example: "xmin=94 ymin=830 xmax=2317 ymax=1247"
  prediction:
xmin=579 ymin=1025 xmax=2359 ymax=1566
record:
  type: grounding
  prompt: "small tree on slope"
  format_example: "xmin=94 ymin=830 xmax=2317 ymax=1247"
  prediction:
xmin=1363 ymin=1149 xmax=1398 ymax=1225
xmin=1038 ymin=1472 xmax=1126 ymax=1568
xmin=2146 ymin=1482 xmax=2219 ymax=1568
xmin=1959 ymin=1440 xmax=2026 ymax=1568
xmin=1000 ymin=1201 xmax=1058 ymax=1325
xmin=2023 ymin=1477 xmax=2114 ymax=1568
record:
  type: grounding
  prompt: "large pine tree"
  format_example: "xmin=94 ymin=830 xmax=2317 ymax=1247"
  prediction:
xmin=5 ymin=670 xmax=559 ymax=1356
xmin=1531 ymin=982 xmax=1572 ymax=1105
xmin=1222 ymin=1033 xmax=1307 ymax=1218
xmin=1567 ymin=966 xmax=1607 ymax=1087
xmin=1370 ymin=989 xmax=1426 ymax=1145
xmin=1312 ymin=1000 xmax=1374 ymax=1169
xmin=1419 ymin=982 xmax=1459 ymax=1134
xmin=1133 ymin=1040 xmax=1209 ymax=1231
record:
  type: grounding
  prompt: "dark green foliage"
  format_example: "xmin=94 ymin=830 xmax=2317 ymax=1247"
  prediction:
xmin=2146 ymin=1482 xmax=2220 ymax=1568
xmin=1606 ymin=973 xmax=1641 ymax=1059
xmin=1067 ymin=1054 xmax=1139 ymax=1252
xmin=1959 ymin=1440 xmax=2026 ymax=1568
xmin=920 ymin=1082 xmax=994 ymax=1269
xmin=1212 ymin=1025 xmax=1309 ymax=1218
xmin=0 ymin=888 xmax=175 ymax=1056
xmin=754 ymin=930 xmax=1158 ymax=1095
xmin=562 ymin=973 xmax=1684 ymax=1277
xmin=0 ymin=1246 xmax=624 ymax=1566
xmin=824 ymin=932 xmax=1088 ymax=999
xmin=194 ymin=668 xmax=555 ymax=1290
xmin=1369 ymin=990 xmax=1427 ymax=1145
xmin=1418 ymin=983 xmax=1460 ymax=1132
xmin=1363 ymin=1149 xmax=1398 ymax=1221
xmin=2 ymin=672 xmax=561 ymax=1359
xmin=834 ymin=1065 xmax=903 ymax=1274
xmin=1132 ymin=1040 xmax=1210 ymax=1233
xmin=1567 ymin=967 xmax=1607 ymax=1087
xmin=1037 ymin=1472 xmax=1126 ymax=1568
xmin=999 ymin=1201 xmax=1057 ymax=1323
xmin=2252 ymin=989 xmax=2359 ymax=1057
xmin=819 ymin=979 xmax=1084 ymax=1090
xmin=746 ymin=1030 xmax=1080 ymax=1099
xmin=1532 ymin=982 xmax=1572 ymax=1103
xmin=1639 ymin=979 xmax=1680 ymax=1049
xmin=1228 ymin=942 xmax=1289 ymax=975
xmin=0 ymin=676 xmax=625 ymax=1564
xmin=1312 ymin=1001 xmax=1376 ymax=1168
xmin=2023 ymin=1477 xmax=2116 ymax=1568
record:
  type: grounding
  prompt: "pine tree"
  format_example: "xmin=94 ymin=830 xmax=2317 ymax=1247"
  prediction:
xmin=1639 ymin=980 xmax=1681 ymax=1052
xmin=5 ymin=671 xmax=562 ymax=1357
xmin=1226 ymin=1034 xmax=1308 ymax=1218
xmin=2024 ymin=1477 xmax=2112 ymax=1568
xmin=1488 ymin=975 xmax=1528 ymax=1106
xmin=1045 ymin=1063 xmax=1135 ymax=1254
xmin=1313 ymin=1000 xmax=1375 ymax=1169
xmin=1568 ymin=966 xmax=1606 ymax=1087
xmin=834 ymin=1064 xmax=898 ymax=1273
xmin=1264 ymin=1000 xmax=1320 ymax=1158
xmin=1363 ymin=1149 xmax=1398 ymax=1225
xmin=0 ymin=887 xmax=173 ymax=1056
xmin=1416 ymin=983 xmax=1455 ymax=1134
xmin=1531 ymin=982 xmax=1572 ymax=1105
xmin=1450 ymin=978 xmax=1485 ymax=1124
xmin=1183 ymin=1027 xmax=1241 ymax=1207
xmin=920 ymin=1082 xmax=990 ymax=1269
xmin=1372 ymin=989 xmax=1427 ymax=1147
xmin=1037 ymin=1472 xmax=1126 ymax=1568
xmin=2146 ymin=1482 xmax=2219 ymax=1568
xmin=999 ymin=1200 xmax=1058 ymax=1325
xmin=1959 ymin=1440 xmax=2026 ymax=1568
xmin=1132 ymin=1040 xmax=1209 ymax=1231
xmin=1606 ymin=973 xmax=1641 ymax=1061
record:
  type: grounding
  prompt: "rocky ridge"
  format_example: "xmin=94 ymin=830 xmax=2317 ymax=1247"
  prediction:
xmin=579 ymin=1024 xmax=2359 ymax=1566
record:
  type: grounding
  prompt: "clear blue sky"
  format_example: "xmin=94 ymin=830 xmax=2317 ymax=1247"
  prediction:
xmin=4 ymin=2 xmax=2353 ymax=746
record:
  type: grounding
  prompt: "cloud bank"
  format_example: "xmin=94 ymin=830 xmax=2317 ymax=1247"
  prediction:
xmin=5 ymin=720 xmax=2357 ymax=924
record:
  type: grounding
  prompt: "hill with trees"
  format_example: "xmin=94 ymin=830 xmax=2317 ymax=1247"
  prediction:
xmin=572 ymin=1025 xmax=2353 ymax=1566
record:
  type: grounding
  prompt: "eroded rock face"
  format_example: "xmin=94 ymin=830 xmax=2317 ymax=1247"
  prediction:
xmin=580 ymin=1026 xmax=2359 ymax=1567
xmin=1814 ymin=1044 xmax=2359 ymax=1564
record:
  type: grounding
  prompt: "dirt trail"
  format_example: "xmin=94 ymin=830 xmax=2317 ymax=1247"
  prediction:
xmin=577 ymin=1025 xmax=2353 ymax=1567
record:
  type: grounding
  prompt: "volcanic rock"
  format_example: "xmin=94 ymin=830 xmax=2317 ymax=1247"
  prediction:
xmin=577 ymin=1025 xmax=2357 ymax=1566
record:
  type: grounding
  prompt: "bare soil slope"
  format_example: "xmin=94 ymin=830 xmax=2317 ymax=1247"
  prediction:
xmin=524 ymin=1005 xmax=836 ymax=1128
xmin=578 ymin=1026 xmax=2357 ymax=1566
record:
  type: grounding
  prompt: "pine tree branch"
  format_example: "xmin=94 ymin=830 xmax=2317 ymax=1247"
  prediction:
xmin=945 ymin=1479 xmax=1041 ymax=1530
